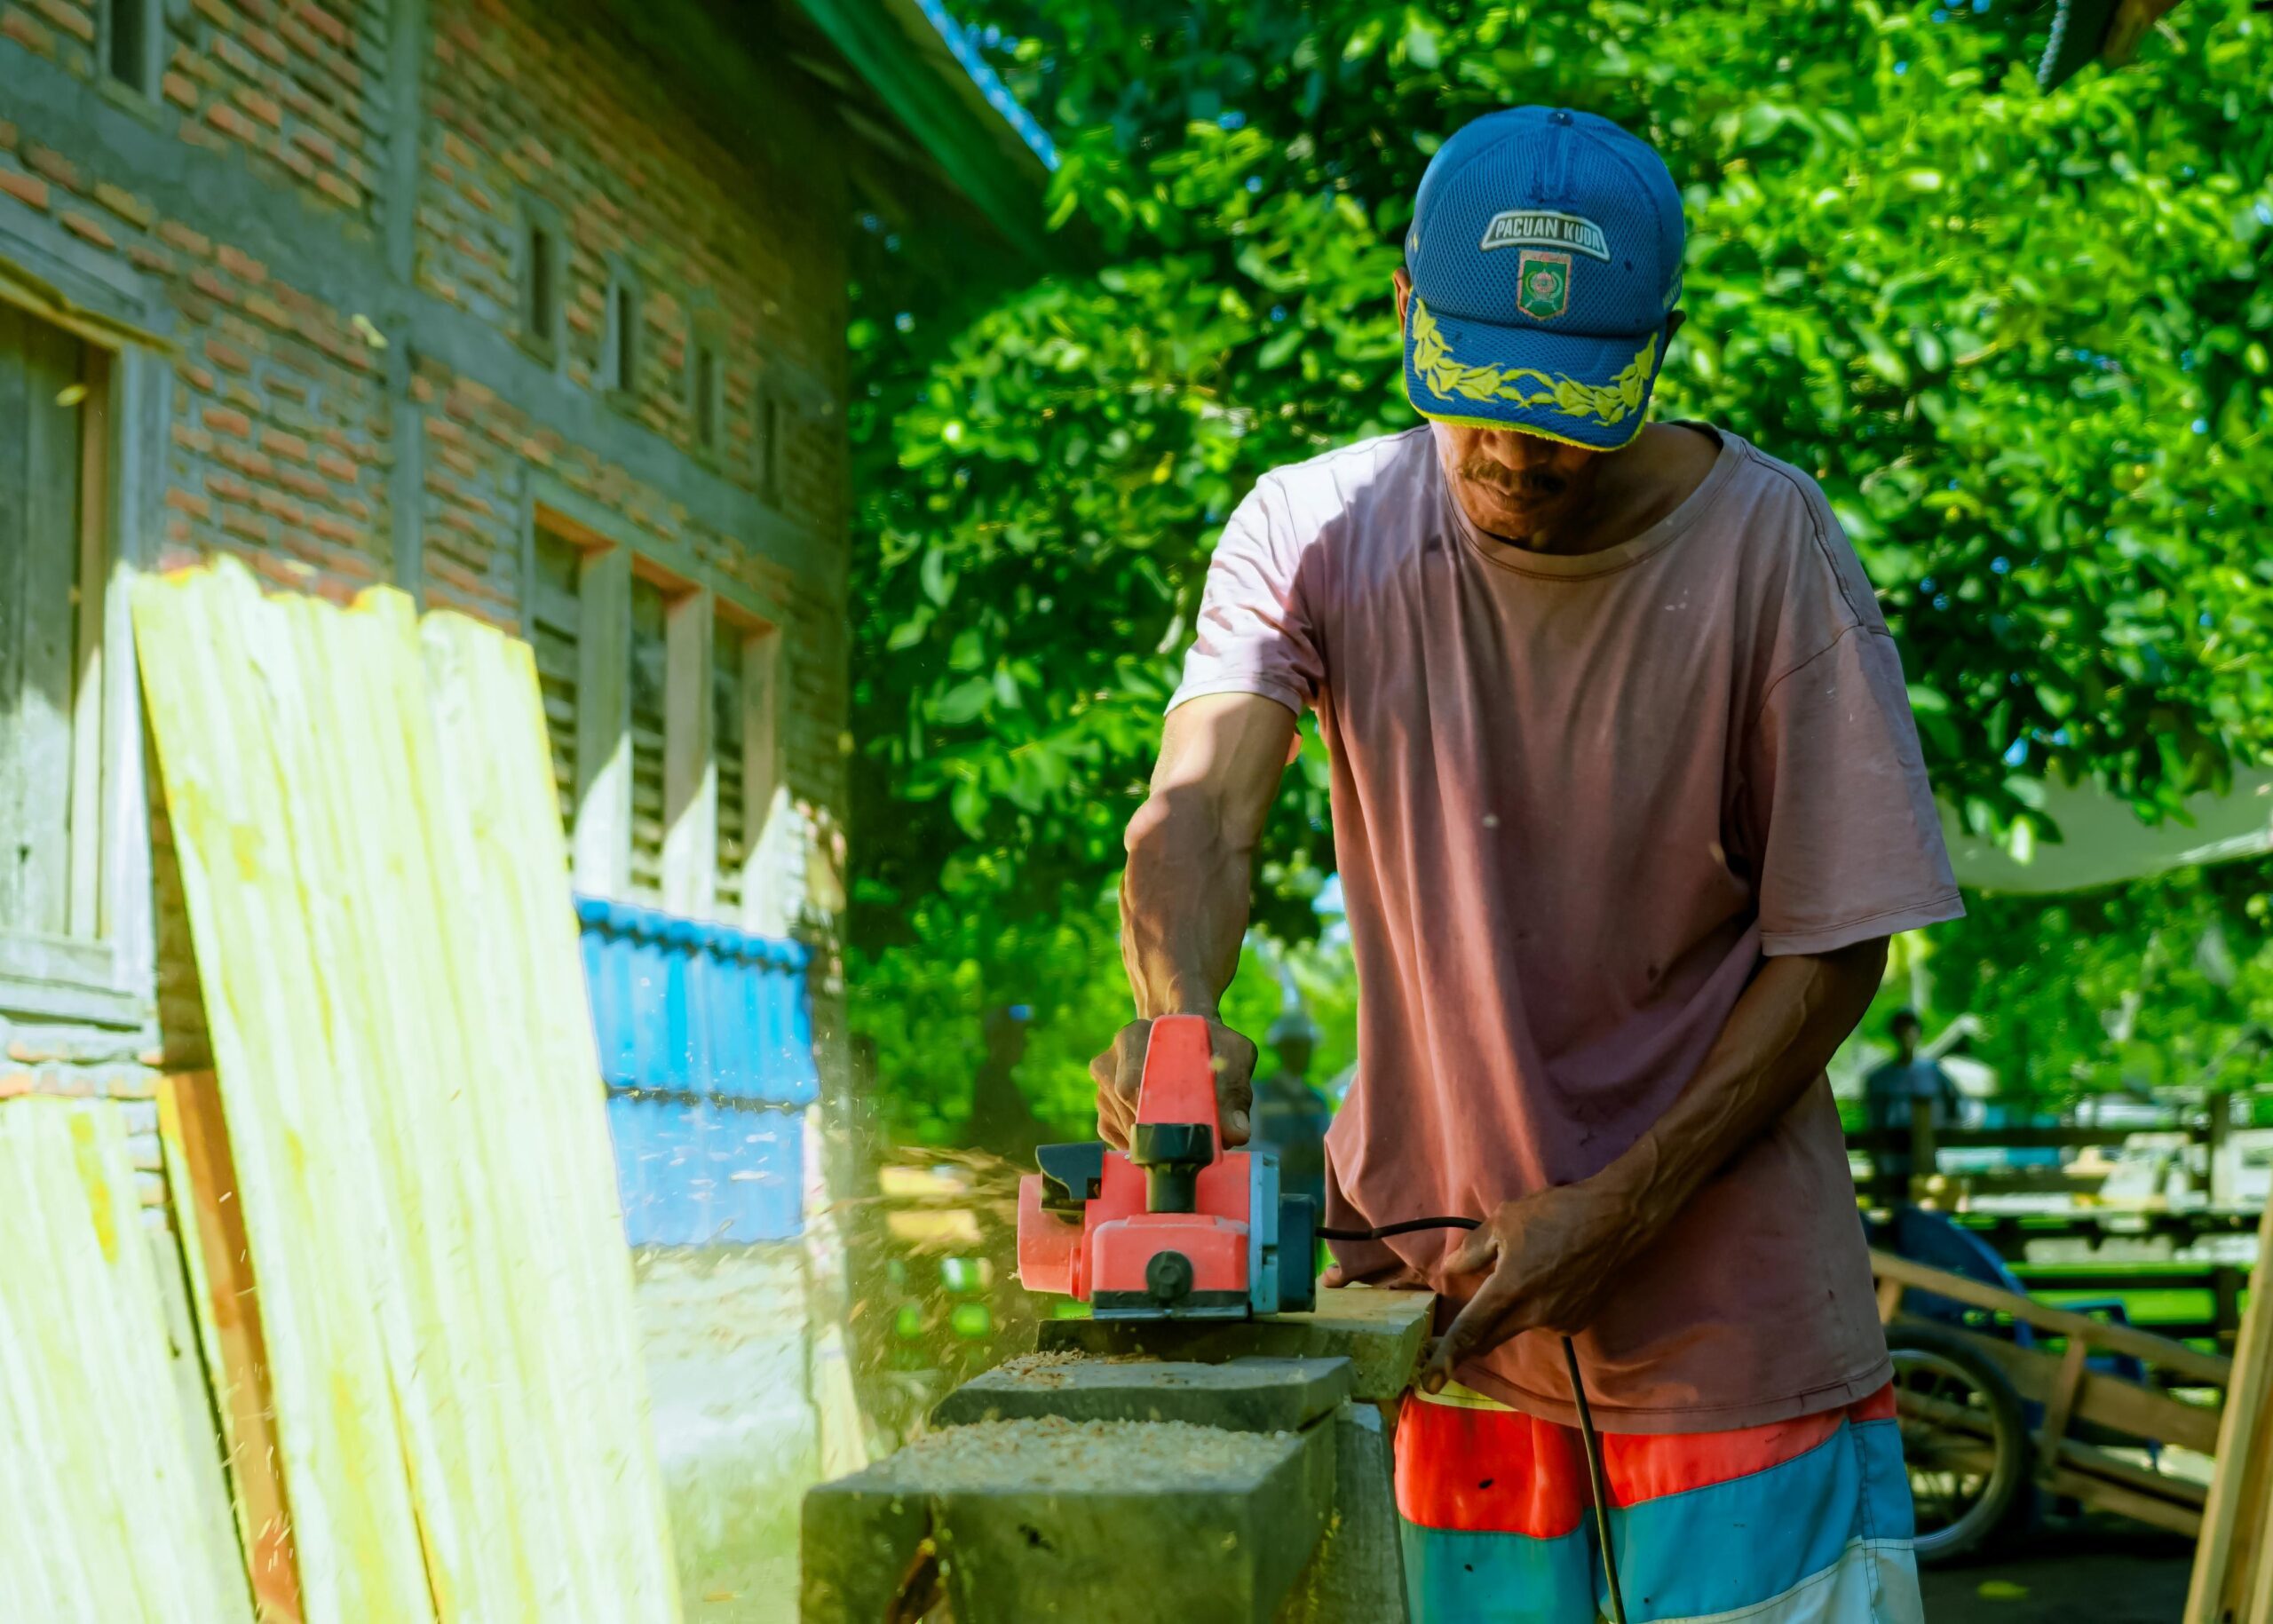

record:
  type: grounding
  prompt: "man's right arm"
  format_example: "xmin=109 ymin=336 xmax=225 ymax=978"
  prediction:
xmin=1090 ymin=693 xmax=1298 ymax=1149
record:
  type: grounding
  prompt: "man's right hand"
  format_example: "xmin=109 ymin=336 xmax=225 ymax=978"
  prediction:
xmin=1090 ymin=1014 xmax=1256 ymax=1151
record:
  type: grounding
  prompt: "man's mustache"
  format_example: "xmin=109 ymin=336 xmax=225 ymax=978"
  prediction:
xmin=1460 ymin=463 xmax=1567 ymax=497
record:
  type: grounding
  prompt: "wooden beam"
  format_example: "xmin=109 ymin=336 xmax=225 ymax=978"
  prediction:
xmin=2046 ymin=1466 xmax=2204 ymax=1538
xmin=571 ymin=545 xmax=630 ymax=897
xmin=157 ymin=1070 xmax=303 ymax=1621
xmin=2057 ymin=1436 xmax=2209 ymax=1509
xmin=1870 ymin=1250 xmax=2233 ymax=1387
xmin=2036 ymin=1340 xmax=2090 ymax=1482
xmin=2186 ymin=1189 xmax=2273 ymax=1623
xmin=661 ymin=586 xmax=716 ymax=917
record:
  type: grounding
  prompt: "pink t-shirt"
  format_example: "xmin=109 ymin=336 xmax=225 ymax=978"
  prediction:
xmin=1171 ymin=424 xmax=1963 ymax=1432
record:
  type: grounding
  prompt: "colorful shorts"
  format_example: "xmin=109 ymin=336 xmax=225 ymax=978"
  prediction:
xmin=1396 ymin=1382 xmax=1922 ymax=1623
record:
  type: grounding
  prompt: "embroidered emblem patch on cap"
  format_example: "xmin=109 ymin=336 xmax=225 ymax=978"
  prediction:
xmin=1516 ymin=250 xmax=1571 ymax=321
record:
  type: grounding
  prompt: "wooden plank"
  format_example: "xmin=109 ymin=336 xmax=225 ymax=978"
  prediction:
xmin=2046 ymin=1466 xmax=2204 ymax=1538
xmin=134 ymin=561 xmax=680 ymax=1620
xmin=2056 ymin=1437 xmax=2210 ymax=1509
xmin=294 ymin=590 xmax=544 ymax=1619
xmin=419 ymin=607 xmax=681 ymax=1615
xmin=2036 ymin=1340 xmax=2089 ymax=1481
xmin=661 ymin=585 xmax=716 ymax=917
xmin=97 ymin=350 xmax=156 ymax=993
xmin=1905 ymin=1317 xmax=2224 ymax=1456
xmin=0 ymin=1098 xmax=244 ymax=1622
xmin=1871 ymin=1250 xmax=2234 ymax=1386
xmin=156 ymin=1071 xmax=302 ymax=1621
xmin=2187 ymin=1190 xmax=2273 ymax=1623
xmin=1876 ymin=1274 xmax=1905 ymax=1326
xmin=67 ymin=345 xmax=107 ymax=938
xmin=133 ymin=564 xmax=437 ymax=1624
xmin=572 ymin=544 xmax=631 ymax=896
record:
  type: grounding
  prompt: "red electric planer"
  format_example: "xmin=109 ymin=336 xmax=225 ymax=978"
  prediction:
xmin=1017 ymin=1014 xmax=1318 ymax=1319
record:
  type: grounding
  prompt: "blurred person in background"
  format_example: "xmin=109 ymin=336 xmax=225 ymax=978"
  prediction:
xmin=1865 ymin=1008 xmax=1964 ymax=1188
xmin=1250 ymin=1010 xmax=1332 ymax=1212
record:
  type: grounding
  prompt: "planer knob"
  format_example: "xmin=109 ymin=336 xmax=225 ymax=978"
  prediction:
xmin=1145 ymin=1248 xmax=1194 ymax=1306
xmin=1129 ymin=1122 xmax=1213 ymax=1213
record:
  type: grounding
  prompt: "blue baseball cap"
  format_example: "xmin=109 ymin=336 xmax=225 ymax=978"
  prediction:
xmin=1403 ymin=107 xmax=1685 ymax=450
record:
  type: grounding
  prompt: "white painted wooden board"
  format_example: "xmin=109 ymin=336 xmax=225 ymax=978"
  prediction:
xmin=0 ymin=1098 xmax=243 ymax=1624
xmin=133 ymin=559 xmax=680 ymax=1622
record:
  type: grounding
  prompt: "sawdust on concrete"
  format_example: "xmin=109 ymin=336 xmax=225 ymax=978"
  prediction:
xmin=988 ymin=1350 xmax=1158 ymax=1388
xmin=870 ymin=1416 xmax=1289 ymax=1492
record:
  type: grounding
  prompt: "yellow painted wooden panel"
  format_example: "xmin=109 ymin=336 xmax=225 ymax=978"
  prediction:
xmin=0 ymin=1098 xmax=243 ymax=1623
xmin=420 ymin=609 xmax=681 ymax=1616
xmin=134 ymin=564 xmax=434 ymax=1624
xmin=132 ymin=558 xmax=679 ymax=1623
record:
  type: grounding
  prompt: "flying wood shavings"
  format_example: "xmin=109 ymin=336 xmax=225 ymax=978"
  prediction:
xmin=873 ymin=1417 xmax=1289 ymax=1493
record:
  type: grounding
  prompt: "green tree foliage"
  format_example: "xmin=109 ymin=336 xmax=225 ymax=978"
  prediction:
xmin=1884 ymin=866 xmax=2273 ymax=1105
xmin=846 ymin=0 xmax=2273 ymax=1133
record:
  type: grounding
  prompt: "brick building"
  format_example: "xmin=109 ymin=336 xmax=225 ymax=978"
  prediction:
xmin=0 ymin=0 xmax=1049 ymax=1198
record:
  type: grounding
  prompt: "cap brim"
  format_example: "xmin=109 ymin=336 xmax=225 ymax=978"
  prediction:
xmin=1403 ymin=298 xmax=1665 ymax=451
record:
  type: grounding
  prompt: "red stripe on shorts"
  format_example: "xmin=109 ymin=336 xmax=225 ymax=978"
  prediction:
xmin=1396 ymin=1382 xmax=1900 ymax=1532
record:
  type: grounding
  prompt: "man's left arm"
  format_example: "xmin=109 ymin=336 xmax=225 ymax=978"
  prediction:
xmin=1420 ymin=936 xmax=1885 ymax=1392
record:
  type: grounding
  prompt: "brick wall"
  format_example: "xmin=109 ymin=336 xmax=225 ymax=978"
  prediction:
xmin=0 ymin=0 xmax=856 ymax=1197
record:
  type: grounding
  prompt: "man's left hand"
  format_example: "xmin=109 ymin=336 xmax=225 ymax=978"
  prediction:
xmin=1419 ymin=1184 xmax=1632 ymax=1394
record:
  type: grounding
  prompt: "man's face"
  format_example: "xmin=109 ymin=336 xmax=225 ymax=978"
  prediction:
xmin=1430 ymin=422 xmax=1604 ymax=547
xmin=1892 ymin=1019 xmax=1922 ymax=1062
xmin=1394 ymin=266 xmax=1606 ymax=547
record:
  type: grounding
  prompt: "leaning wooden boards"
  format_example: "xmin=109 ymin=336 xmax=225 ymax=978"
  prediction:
xmin=0 ymin=1099 xmax=241 ymax=1623
xmin=132 ymin=560 xmax=680 ymax=1623
xmin=2188 ymin=1187 xmax=2273 ymax=1622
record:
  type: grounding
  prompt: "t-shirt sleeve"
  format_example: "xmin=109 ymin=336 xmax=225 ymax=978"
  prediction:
xmin=1744 ymin=625 xmax=1964 ymax=955
xmin=1167 ymin=478 xmax=1324 ymax=717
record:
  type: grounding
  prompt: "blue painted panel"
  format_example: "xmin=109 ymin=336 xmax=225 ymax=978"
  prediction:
xmin=576 ymin=897 xmax=817 ymax=1244
xmin=606 ymin=1094 xmax=804 ymax=1246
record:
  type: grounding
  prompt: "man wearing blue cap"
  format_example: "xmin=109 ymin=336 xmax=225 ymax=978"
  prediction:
xmin=1095 ymin=107 xmax=1955 ymax=1620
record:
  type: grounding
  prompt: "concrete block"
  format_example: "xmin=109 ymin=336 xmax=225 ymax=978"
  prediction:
xmin=931 ymin=1355 xmax=1352 ymax=1434
xmin=1275 ymin=1401 xmax=1410 ymax=1624
xmin=801 ymin=1417 xmax=1334 ymax=1624
xmin=1038 ymin=1287 xmax=1435 ymax=1402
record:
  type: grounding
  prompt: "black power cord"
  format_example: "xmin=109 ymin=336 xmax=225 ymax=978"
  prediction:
xmin=1317 ymin=1215 xmax=1628 ymax=1624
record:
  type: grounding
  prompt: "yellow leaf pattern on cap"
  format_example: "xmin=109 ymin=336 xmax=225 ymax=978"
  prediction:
xmin=1410 ymin=298 xmax=1655 ymax=425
